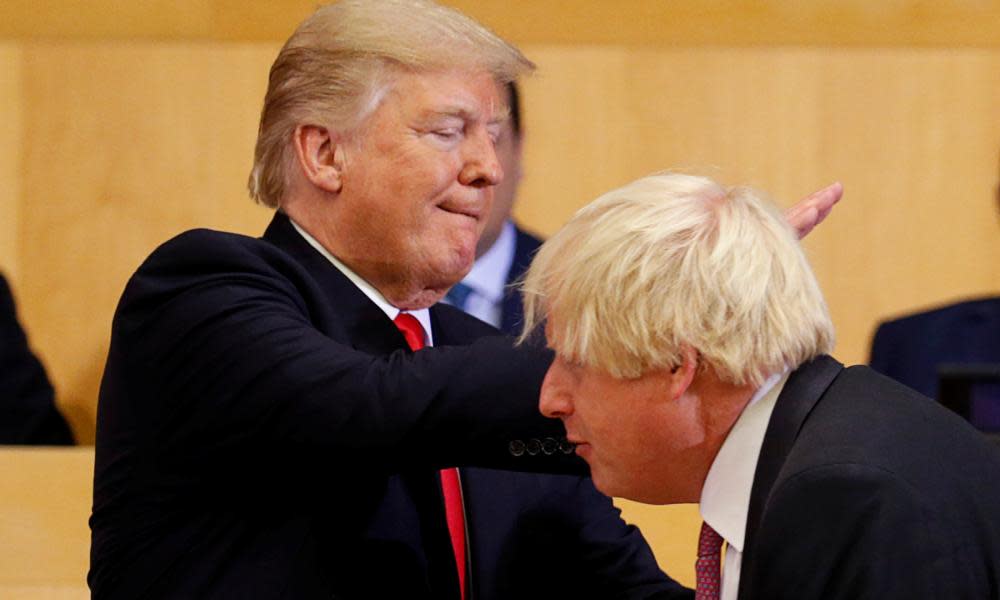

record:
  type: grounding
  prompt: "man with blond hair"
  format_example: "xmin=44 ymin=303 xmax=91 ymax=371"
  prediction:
xmin=528 ymin=173 xmax=1000 ymax=599
xmin=91 ymin=1 xmax=840 ymax=598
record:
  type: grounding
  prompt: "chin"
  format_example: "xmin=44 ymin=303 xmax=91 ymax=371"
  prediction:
xmin=593 ymin=473 xmax=665 ymax=505
xmin=441 ymin=246 xmax=476 ymax=281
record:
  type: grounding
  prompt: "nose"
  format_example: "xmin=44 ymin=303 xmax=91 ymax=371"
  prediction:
xmin=539 ymin=359 xmax=574 ymax=419
xmin=458 ymin=128 xmax=503 ymax=188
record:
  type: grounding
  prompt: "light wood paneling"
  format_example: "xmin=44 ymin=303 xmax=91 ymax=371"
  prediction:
xmin=4 ymin=1 xmax=1000 ymax=47
xmin=0 ymin=0 xmax=211 ymax=40
xmin=18 ymin=42 xmax=279 ymax=442
xmin=0 ymin=43 xmax=22 ymax=282
xmin=0 ymin=447 xmax=93 ymax=593
xmin=516 ymin=45 xmax=1000 ymax=368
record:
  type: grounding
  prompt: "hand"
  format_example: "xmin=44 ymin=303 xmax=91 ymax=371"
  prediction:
xmin=784 ymin=182 xmax=843 ymax=239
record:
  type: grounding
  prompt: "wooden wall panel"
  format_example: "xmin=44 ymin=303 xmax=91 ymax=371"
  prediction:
xmin=4 ymin=1 xmax=1000 ymax=47
xmin=11 ymin=39 xmax=1000 ymax=448
xmin=0 ymin=44 xmax=22 ymax=283
xmin=19 ymin=42 xmax=279 ymax=442
xmin=0 ymin=0 xmax=212 ymax=40
xmin=0 ymin=448 xmax=93 ymax=596
xmin=516 ymin=45 xmax=1000 ymax=368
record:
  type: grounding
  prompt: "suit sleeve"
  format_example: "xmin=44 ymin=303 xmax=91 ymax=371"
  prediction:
xmin=100 ymin=231 xmax=576 ymax=476
xmin=744 ymin=463 xmax=981 ymax=600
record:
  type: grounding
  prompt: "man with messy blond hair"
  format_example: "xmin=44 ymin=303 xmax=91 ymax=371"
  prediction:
xmin=528 ymin=173 xmax=1000 ymax=599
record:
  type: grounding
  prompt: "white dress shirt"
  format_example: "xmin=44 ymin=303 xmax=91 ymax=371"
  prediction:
xmin=699 ymin=371 xmax=789 ymax=600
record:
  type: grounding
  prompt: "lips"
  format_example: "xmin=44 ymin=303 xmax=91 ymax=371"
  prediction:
xmin=437 ymin=199 xmax=483 ymax=221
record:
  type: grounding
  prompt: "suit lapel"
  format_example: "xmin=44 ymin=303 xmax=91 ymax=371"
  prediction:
xmin=261 ymin=212 xmax=407 ymax=354
xmin=262 ymin=213 xmax=461 ymax=597
xmin=738 ymin=355 xmax=842 ymax=599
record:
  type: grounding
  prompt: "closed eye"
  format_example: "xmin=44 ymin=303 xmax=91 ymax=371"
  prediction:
xmin=432 ymin=128 xmax=462 ymax=141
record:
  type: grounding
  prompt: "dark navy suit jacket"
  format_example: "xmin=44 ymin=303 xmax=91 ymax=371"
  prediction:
xmin=498 ymin=225 xmax=543 ymax=336
xmin=738 ymin=356 xmax=1000 ymax=599
xmin=869 ymin=297 xmax=1000 ymax=398
xmin=0 ymin=272 xmax=74 ymax=445
xmin=90 ymin=213 xmax=688 ymax=599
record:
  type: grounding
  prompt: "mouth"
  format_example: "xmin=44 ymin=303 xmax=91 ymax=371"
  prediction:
xmin=566 ymin=437 xmax=589 ymax=455
xmin=437 ymin=201 xmax=482 ymax=221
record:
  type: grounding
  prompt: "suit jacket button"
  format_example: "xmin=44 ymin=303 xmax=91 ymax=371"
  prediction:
xmin=541 ymin=437 xmax=558 ymax=455
xmin=509 ymin=440 xmax=526 ymax=457
xmin=526 ymin=438 xmax=541 ymax=456
xmin=559 ymin=439 xmax=576 ymax=454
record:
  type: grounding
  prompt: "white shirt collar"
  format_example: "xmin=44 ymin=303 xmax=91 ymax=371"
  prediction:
xmin=460 ymin=220 xmax=516 ymax=303
xmin=699 ymin=370 xmax=789 ymax=553
xmin=289 ymin=218 xmax=434 ymax=346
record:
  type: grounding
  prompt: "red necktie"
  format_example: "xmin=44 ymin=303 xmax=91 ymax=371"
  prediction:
xmin=393 ymin=312 xmax=467 ymax=599
xmin=695 ymin=521 xmax=724 ymax=600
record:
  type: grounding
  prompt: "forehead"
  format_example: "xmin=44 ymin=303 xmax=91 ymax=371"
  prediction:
xmin=380 ymin=69 xmax=508 ymax=122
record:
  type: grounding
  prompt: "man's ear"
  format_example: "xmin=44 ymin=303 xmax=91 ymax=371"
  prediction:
xmin=292 ymin=124 xmax=345 ymax=194
xmin=667 ymin=346 xmax=699 ymax=400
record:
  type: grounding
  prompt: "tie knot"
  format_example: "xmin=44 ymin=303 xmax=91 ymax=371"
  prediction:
xmin=393 ymin=313 xmax=426 ymax=351
xmin=697 ymin=521 xmax=724 ymax=558
xmin=443 ymin=282 xmax=475 ymax=311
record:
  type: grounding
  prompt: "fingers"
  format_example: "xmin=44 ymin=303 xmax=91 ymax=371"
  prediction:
xmin=786 ymin=181 xmax=843 ymax=239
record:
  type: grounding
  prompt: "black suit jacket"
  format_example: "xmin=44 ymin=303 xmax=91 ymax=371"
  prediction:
xmin=738 ymin=356 xmax=1000 ymax=599
xmin=869 ymin=297 xmax=1000 ymax=398
xmin=498 ymin=225 xmax=543 ymax=336
xmin=0 ymin=272 xmax=74 ymax=445
xmin=91 ymin=213 xmax=687 ymax=599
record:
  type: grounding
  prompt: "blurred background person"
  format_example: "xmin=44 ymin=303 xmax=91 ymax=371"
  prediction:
xmin=442 ymin=81 xmax=542 ymax=335
xmin=0 ymin=271 xmax=74 ymax=445
xmin=869 ymin=156 xmax=1000 ymax=428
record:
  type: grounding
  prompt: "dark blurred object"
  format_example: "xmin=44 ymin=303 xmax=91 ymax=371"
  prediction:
xmin=869 ymin=297 xmax=1000 ymax=399
xmin=938 ymin=363 xmax=1000 ymax=445
xmin=0 ymin=272 xmax=74 ymax=445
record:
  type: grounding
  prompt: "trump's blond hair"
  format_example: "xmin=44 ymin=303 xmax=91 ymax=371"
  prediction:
xmin=248 ymin=0 xmax=534 ymax=208
xmin=521 ymin=173 xmax=834 ymax=386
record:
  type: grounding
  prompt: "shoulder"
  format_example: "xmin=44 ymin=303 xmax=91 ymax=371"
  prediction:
xmin=874 ymin=296 xmax=1000 ymax=337
xmin=113 ymin=228 xmax=323 ymax=342
xmin=140 ymin=228 xmax=302 ymax=276
xmin=128 ymin=228 xmax=315 ymax=297
xmin=779 ymin=364 xmax=1000 ymax=502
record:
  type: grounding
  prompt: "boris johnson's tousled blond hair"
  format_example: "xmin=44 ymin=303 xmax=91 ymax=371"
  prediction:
xmin=521 ymin=173 xmax=835 ymax=386
xmin=248 ymin=0 xmax=534 ymax=208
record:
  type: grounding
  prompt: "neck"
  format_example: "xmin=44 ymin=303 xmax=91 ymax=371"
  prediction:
xmin=283 ymin=201 xmax=450 ymax=310
xmin=683 ymin=372 xmax=757 ymax=502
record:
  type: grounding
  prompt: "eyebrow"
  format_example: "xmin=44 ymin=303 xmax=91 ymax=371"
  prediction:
xmin=423 ymin=105 xmax=510 ymax=126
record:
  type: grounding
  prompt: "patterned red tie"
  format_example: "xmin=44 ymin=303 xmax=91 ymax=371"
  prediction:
xmin=695 ymin=521 xmax=725 ymax=600
xmin=393 ymin=312 xmax=467 ymax=600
